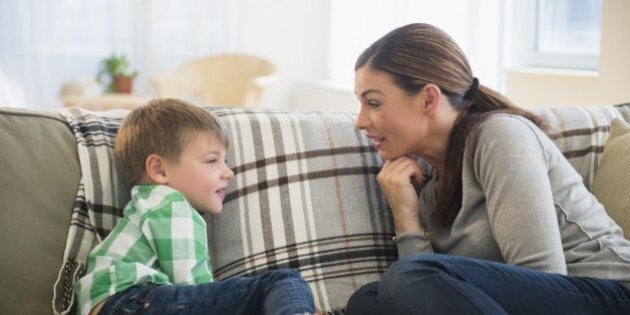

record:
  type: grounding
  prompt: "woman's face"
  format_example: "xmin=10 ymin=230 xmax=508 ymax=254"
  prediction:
xmin=354 ymin=66 xmax=428 ymax=160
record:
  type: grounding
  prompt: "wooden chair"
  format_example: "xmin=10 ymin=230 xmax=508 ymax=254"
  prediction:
xmin=150 ymin=54 xmax=277 ymax=107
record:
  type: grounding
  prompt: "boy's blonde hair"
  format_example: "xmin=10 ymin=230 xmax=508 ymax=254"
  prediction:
xmin=115 ymin=98 xmax=229 ymax=186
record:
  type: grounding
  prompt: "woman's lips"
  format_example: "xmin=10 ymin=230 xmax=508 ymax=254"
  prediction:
xmin=367 ymin=135 xmax=385 ymax=150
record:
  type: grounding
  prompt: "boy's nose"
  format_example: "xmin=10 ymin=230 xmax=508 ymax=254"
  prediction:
xmin=224 ymin=167 xmax=235 ymax=179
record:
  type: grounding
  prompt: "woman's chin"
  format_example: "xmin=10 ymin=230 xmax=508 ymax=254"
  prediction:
xmin=377 ymin=150 xmax=397 ymax=161
xmin=380 ymin=152 xmax=415 ymax=162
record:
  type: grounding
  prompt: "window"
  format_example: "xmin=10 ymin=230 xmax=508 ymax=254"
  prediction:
xmin=327 ymin=0 xmax=503 ymax=88
xmin=508 ymin=0 xmax=602 ymax=71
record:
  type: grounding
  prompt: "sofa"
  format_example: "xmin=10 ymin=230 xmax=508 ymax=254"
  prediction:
xmin=1 ymin=103 xmax=629 ymax=315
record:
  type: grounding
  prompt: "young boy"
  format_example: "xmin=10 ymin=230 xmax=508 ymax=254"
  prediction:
xmin=75 ymin=99 xmax=316 ymax=315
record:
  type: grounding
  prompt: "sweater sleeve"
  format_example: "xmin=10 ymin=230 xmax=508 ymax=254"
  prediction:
xmin=396 ymin=160 xmax=435 ymax=258
xmin=471 ymin=116 xmax=566 ymax=274
xmin=396 ymin=232 xmax=433 ymax=258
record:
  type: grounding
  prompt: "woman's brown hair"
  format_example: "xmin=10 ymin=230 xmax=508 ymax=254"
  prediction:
xmin=356 ymin=23 xmax=544 ymax=227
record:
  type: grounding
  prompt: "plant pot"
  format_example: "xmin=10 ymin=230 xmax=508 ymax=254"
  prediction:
xmin=113 ymin=76 xmax=134 ymax=93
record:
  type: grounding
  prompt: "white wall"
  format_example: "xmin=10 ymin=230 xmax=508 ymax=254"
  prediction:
xmin=224 ymin=0 xmax=330 ymax=110
xmin=597 ymin=0 xmax=630 ymax=106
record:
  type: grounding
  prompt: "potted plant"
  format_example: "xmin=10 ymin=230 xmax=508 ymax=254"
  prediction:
xmin=96 ymin=53 xmax=138 ymax=93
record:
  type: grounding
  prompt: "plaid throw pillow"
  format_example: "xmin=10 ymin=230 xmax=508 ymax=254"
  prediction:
xmin=531 ymin=103 xmax=630 ymax=188
xmin=206 ymin=107 xmax=395 ymax=314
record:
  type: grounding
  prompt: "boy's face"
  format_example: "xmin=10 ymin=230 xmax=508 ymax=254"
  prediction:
xmin=163 ymin=132 xmax=233 ymax=215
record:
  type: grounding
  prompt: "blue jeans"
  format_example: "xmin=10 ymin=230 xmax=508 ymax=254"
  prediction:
xmin=100 ymin=269 xmax=314 ymax=315
xmin=346 ymin=253 xmax=630 ymax=315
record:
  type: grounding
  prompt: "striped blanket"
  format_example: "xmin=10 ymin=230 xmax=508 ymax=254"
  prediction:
xmin=533 ymin=103 xmax=630 ymax=187
xmin=53 ymin=103 xmax=630 ymax=314
xmin=53 ymin=108 xmax=129 ymax=314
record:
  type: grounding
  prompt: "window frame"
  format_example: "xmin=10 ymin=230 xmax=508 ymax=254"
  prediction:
xmin=509 ymin=0 xmax=601 ymax=71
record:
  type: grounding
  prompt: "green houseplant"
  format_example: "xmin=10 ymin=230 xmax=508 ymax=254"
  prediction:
xmin=96 ymin=53 xmax=138 ymax=93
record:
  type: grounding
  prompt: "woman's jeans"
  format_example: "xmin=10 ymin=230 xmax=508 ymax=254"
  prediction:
xmin=347 ymin=253 xmax=630 ymax=315
xmin=100 ymin=269 xmax=314 ymax=315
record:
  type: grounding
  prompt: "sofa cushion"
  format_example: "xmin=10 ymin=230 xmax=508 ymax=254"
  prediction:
xmin=590 ymin=118 xmax=630 ymax=239
xmin=531 ymin=103 xmax=630 ymax=189
xmin=0 ymin=108 xmax=80 ymax=314
xmin=208 ymin=107 xmax=393 ymax=314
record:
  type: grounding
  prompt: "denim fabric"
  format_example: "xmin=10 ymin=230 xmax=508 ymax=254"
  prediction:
xmin=347 ymin=253 xmax=630 ymax=315
xmin=100 ymin=269 xmax=314 ymax=315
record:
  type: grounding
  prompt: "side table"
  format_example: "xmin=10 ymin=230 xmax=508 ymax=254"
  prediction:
xmin=62 ymin=94 xmax=152 ymax=111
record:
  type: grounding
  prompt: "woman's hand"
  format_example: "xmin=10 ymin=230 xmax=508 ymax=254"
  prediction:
xmin=377 ymin=155 xmax=425 ymax=233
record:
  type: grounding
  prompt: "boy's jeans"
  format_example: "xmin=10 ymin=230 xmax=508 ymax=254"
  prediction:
xmin=347 ymin=253 xmax=630 ymax=315
xmin=100 ymin=269 xmax=315 ymax=315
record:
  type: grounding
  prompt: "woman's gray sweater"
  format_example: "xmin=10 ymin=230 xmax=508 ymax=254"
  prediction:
xmin=397 ymin=114 xmax=630 ymax=285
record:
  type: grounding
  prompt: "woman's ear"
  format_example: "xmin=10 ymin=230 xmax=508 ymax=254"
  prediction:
xmin=145 ymin=154 xmax=168 ymax=184
xmin=421 ymin=83 xmax=442 ymax=114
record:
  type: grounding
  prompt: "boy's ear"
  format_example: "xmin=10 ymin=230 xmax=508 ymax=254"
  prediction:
xmin=145 ymin=154 xmax=168 ymax=184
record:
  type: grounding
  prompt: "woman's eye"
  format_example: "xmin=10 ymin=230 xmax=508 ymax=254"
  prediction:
xmin=367 ymin=100 xmax=380 ymax=108
xmin=206 ymin=159 xmax=218 ymax=165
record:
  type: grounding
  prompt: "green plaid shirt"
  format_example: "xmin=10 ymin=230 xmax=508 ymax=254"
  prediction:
xmin=75 ymin=185 xmax=213 ymax=315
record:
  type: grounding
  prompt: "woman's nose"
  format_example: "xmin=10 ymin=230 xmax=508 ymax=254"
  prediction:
xmin=355 ymin=108 xmax=368 ymax=130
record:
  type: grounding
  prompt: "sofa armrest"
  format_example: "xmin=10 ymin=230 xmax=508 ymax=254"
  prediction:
xmin=0 ymin=108 xmax=81 ymax=314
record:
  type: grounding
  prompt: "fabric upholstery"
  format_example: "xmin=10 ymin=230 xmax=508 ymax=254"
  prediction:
xmin=208 ymin=107 xmax=393 ymax=313
xmin=0 ymin=108 xmax=80 ymax=315
xmin=590 ymin=118 xmax=630 ymax=239
xmin=54 ymin=108 xmax=129 ymax=314
xmin=56 ymin=106 xmax=394 ymax=315
xmin=531 ymin=103 xmax=630 ymax=189
xmin=51 ymin=103 xmax=630 ymax=314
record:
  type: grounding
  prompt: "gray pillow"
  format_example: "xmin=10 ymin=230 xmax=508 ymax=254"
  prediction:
xmin=590 ymin=118 xmax=630 ymax=239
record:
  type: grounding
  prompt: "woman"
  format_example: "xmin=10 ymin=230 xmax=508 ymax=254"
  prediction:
xmin=347 ymin=23 xmax=630 ymax=315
